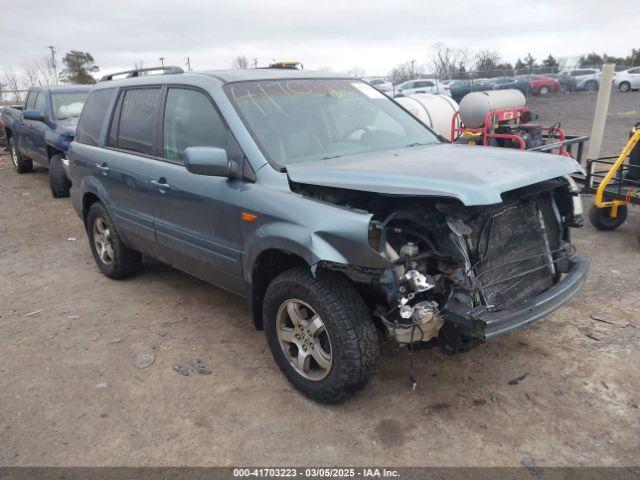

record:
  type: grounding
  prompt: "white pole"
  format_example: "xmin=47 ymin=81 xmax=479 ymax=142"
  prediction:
xmin=587 ymin=63 xmax=616 ymax=160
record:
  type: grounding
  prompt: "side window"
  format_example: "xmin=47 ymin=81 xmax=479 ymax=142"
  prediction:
xmin=76 ymin=89 xmax=115 ymax=146
xmin=34 ymin=92 xmax=46 ymax=114
xmin=116 ymin=88 xmax=161 ymax=155
xmin=629 ymin=68 xmax=640 ymax=74
xmin=402 ymin=82 xmax=414 ymax=89
xmin=26 ymin=90 xmax=37 ymax=110
xmin=162 ymin=88 xmax=228 ymax=163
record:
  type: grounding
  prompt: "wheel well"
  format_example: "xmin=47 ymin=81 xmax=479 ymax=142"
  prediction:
xmin=82 ymin=193 xmax=100 ymax=225
xmin=47 ymin=145 xmax=63 ymax=160
xmin=250 ymin=249 xmax=308 ymax=330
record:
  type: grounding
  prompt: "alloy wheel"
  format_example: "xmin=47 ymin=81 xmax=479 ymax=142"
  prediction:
xmin=276 ymin=299 xmax=332 ymax=381
xmin=10 ymin=142 xmax=18 ymax=168
xmin=92 ymin=217 xmax=114 ymax=265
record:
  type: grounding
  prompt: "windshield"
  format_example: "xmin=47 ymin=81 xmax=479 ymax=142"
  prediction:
xmin=226 ymin=79 xmax=439 ymax=168
xmin=52 ymin=92 xmax=89 ymax=120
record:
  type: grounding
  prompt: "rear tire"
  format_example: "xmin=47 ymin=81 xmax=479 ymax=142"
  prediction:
xmin=589 ymin=204 xmax=628 ymax=231
xmin=619 ymin=81 xmax=631 ymax=92
xmin=539 ymin=86 xmax=550 ymax=95
xmin=585 ymin=80 xmax=598 ymax=92
xmin=49 ymin=154 xmax=71 ymax=198
xmin=8 ymin=137 xmax=33 ymax=173
xmin=263 ymin=266 xmax=379 ymax=404
xmin=86 ymin=202 xmax=141 ymax=279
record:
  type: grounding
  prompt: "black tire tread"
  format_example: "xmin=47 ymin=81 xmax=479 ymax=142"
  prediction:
xmin=86 ymin=202 xmax=141 ymax=279
xmin=49 ymin=154 xmax=71 ymax=198
xmin=9 ymin=137 xmax=33 ymax=174
xmin=263 ymin=266 xmax=378 ymax=403
xmin=589 ymin=204 xmax=628 ymax=231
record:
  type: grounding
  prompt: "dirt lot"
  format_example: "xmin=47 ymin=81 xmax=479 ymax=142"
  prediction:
xmin=0 ymin=92 xmax=639 ymax=467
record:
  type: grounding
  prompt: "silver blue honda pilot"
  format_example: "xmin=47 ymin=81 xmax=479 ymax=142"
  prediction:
xmin=68 ymin=67 xmax=589 ymax=403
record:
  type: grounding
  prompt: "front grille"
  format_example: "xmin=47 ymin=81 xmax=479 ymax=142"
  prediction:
xmin=472 ymin=197 xmax=560 ymax=311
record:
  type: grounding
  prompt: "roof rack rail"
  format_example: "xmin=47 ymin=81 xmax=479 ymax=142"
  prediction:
xmin=100 ymin=66 xmax=184 ymax=82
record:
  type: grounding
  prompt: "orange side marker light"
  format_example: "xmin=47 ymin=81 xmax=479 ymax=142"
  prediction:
xmin=242 ymin=212 xmax=258 ymax=222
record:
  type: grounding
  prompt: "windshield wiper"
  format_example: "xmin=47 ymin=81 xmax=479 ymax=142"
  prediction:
xmin=322 ymin=155 xmax=342 ymax=160
xmin=403 ymin=142 xmax=430 ymax=148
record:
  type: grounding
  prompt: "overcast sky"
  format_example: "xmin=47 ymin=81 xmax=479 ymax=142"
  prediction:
xmin=0 ymin=0 xmax=636 ymax=78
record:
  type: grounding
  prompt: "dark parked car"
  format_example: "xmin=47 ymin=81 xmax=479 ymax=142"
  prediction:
xmin=2 ymin=85 xmax=92 ymax=197
xmin=448 ymin=78 xmax=493 ymax=102
xmin=547 ymin=73 xmax=578 ymax=92
xmin=67 ymin=67 xmax=588 ymax=403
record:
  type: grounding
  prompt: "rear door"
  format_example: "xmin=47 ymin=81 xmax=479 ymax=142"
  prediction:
xmin=148 ymin=86 xmax=244 ymax=294
xmin=98 ymin=87 xmax=161 ymax=251
xmin=18 ymin=90 xmax=37 ymax=155
xmin=28 ymin=90 xmax=48 ymax=165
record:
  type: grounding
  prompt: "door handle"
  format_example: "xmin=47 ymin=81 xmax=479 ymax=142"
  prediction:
xmin=150 ymin=179 xmax=171 ymax=192
xmin=96 ymin=163 xmax=109 ymax=175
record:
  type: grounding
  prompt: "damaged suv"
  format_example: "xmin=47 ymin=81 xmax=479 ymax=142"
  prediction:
xmin=68 ymin=68 xmax=589 ymax=403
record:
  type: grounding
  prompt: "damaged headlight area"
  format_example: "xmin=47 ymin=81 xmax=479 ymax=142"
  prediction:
xmin=313 ymin=176 xmax=584 ymax=354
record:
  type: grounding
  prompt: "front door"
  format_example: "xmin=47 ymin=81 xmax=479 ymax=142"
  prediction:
xmin=149 ymin=87 xmax=244 ymax=294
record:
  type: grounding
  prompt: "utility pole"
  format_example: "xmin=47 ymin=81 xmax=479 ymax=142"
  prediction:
xmin=47 ymin=45 xmax=57 ymax=84
xmin=159 ymin=57 xmax=166 ymax=68
xmin=186 ymin=57 xmax=192 ymax=71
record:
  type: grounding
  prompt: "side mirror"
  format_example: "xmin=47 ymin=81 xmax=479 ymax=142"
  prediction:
xmin=184 ymin=147 xmax=230 ymax=177
xmin=23 ymin=109 xmax=45 ymax=122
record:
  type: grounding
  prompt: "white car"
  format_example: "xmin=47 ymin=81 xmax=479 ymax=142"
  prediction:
xmin=614 ymin=67 xmax=640 ymax=92
xmin=395 ymin=79 xmax=451 ymax=97
xmin=366 ymin=78 xmax=395 ymax=95
xmin=567 ymin=69 xmax=601 ymax=91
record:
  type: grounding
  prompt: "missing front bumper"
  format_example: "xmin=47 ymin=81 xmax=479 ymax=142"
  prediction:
xmin=446 ymin=256 xmax=590 ymax=340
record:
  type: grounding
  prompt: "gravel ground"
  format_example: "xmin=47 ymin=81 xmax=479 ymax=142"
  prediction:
xmin=0 ymin=92 xmax=639 ymax=467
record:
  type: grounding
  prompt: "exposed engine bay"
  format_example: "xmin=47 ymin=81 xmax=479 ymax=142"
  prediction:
xmin=293 ymin=175 xmax=584 ymax=354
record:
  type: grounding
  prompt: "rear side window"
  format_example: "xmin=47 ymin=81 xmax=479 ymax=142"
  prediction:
xmin=76 ymin=89 xmax=115 ymax=146
xmin=115 ymin=88 xmax=161 ymax=155
xmin=162 ymin=88 xmax=228 ymax=162
xmin=34 ymin=92 xmax=46 ymax=114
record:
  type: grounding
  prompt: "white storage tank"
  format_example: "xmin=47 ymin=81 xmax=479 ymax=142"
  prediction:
xmin=458 ymin=89 xmax=526 ymax=128
xmin=394 ymin=93 xmax=460 ymax=138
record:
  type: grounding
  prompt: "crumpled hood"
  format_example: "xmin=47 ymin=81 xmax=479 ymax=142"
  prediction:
xmin=286 ymin=143 xmax=584 ymax=206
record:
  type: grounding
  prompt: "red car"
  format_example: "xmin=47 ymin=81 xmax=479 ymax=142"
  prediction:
xmin=527 ymin=75 xmax=561 ymax=95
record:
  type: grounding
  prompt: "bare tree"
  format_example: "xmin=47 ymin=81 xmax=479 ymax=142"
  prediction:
xmin=473 ymin=49 xmax=501 ymax=75
xmin=232 ymin=56 xmax=250 ymax=70
xmin=389 ymin=60 xmax=424 ymax=84
xmin=347 ymin=65 xmax=366 ymax=78
xmin=22 ymin=55 xmax=57 ymax=86
xmin=3 ymin=69 xmax=23 ymax=103
xmin=133 ymin=59 xmax=144 ymax=71
xmin=428 ymin=43 xmax=470 ymax=80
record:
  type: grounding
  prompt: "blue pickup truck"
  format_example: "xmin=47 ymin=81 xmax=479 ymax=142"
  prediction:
xmin=2 ymin=85 xmax=92 ymax=197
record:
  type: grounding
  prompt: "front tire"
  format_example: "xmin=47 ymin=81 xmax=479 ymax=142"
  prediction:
xmin=263 ymin=266 xmax=379 ymax=404
xmin=619 ymin=81 xmax=631 ymax=92
xmin=589 ymin=204 xmax=628 ymax=231
xmin=539 ymin=86 xmax=550 ymax=95
xmin=86 ymin=202 xmax=141 ymax=279
xmin=8 ymin=137 xmax=33 ymax=173
xmin=49 ymin=154 xmax=71 ymax=198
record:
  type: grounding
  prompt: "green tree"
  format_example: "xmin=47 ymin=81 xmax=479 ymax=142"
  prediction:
xmin=626 ymin=48 xmax=640 ymax=66
xmin=578 ymin=52 xmax=603 ymax=67
xmin=542 ymin=54 xmax=559 ymax=73
xmin=60 ymin=51 xmax=98 ymax=84
xmin=523 ymin=53 xmax=537 ymax=68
